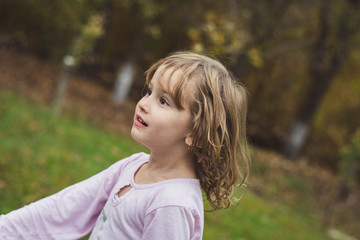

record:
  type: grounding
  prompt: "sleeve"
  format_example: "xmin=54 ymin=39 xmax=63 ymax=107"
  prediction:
xmin=142 ymin=206 xmax=201 ymax=240
xmin=0 ymin=155 xmax=135 ymax=240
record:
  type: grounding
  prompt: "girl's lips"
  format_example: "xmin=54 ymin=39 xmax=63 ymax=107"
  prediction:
xmin=135 ymin=114 xmax=148 ymax=127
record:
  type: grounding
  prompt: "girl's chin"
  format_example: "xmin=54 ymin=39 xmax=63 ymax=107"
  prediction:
xmin=130 ymin=131 xmax=147 ymax=146
xmin=130 ymin=130 xmax=139 ymax=142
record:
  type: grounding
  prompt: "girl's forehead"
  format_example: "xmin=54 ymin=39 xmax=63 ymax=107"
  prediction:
xmin=152 ymin=65 xmax=183 ymax=92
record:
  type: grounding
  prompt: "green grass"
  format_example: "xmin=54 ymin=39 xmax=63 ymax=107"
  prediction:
xmin=204 ymin=193 xmax=331 ymax=240
xmin=0 ymin=91 xmax=332 ymax=239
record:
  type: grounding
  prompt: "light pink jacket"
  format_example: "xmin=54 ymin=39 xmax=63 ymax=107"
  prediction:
xmin=0 ymin=153 xmax=204 ymax=240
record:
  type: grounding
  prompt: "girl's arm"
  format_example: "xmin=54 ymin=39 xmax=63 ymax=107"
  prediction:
xmin=0 ymin=154 xmax=136 ymax=240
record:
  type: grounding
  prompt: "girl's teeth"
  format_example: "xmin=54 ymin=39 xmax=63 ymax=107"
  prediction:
xmin=138 ymin=117 xmax=147 ymax=126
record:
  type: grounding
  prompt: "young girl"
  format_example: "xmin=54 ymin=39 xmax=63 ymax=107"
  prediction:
xmin=0 ymin=51 xmax=250 ymax=239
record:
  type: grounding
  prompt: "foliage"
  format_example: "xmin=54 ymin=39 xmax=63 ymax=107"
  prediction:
xmin=305 ymin=62 xmax=360 ymax=169
xmin=0 ymin=0 xmax=99 ymax=60
xmin=92 ymin=0 xmax=197 ymax=67
xmin=70 ymin=14 xmax=105 ymax=65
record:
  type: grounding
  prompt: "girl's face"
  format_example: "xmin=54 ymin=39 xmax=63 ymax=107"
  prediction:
xmin=131 ymin=66 xmax=194 ymax=153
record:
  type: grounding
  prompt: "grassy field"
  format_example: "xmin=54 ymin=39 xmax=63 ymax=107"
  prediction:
xmin=0 ymin=91 xmax=332 ymax=240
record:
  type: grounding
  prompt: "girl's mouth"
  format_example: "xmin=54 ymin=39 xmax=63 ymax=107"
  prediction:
xmin=136 ymin=115 xmax=148 ymax=126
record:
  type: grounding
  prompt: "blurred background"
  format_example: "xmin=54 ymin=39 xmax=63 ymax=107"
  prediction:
xmin=0 ymin=0 xmax=359 ymax=239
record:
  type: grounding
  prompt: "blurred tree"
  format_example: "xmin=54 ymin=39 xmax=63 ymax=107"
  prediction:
xmin=111 ymin=1 xmax=144 ymax=105
xmin=197 ymin=0 xmax=305 ymax=148
xmin=187 ymin=0 xmax=360 ymax=170
xmin=0 ymin=0 xmax=100 ymax=60
xmin=87 ymin=0 xmax=202 ymax=101
xmin=283 ymin=0 xmax=360 ymax=159
xmin=53 ymin=13 xmax=105 ymax=115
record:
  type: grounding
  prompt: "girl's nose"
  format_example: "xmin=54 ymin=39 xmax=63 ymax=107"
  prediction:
xmin=138 ymin=96 xmax=149 ymax=113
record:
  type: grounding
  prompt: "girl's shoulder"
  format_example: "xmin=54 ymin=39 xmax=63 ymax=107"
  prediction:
xmin=110 ymin=152 xmax=149 ymax=172
xmin=122 ymin=152 xmax=149 ymax=164
xmin=102 ymin=152 xmax=149 ymax=184
xmin=124 ymin=152 xmax=149 ymax=165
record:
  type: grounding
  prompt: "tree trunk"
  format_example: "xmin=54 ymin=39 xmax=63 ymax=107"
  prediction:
xmin=52 ymin=55 xmax=75 ymax=115
xmin=112 ymin=1 xmax=143 ymax=105
xmin=283 ymin=0 xmax=352 ymax=159
xmin=112 ymin=58 xmax=136 ymax=104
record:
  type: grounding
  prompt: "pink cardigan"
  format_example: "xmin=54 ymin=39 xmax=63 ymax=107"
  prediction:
xmin=0 ymin=153 xmax=204 ymax=240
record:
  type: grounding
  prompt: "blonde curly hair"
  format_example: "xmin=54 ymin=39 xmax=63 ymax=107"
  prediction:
xmin=145 ymin=51 xmax=250 ymax=211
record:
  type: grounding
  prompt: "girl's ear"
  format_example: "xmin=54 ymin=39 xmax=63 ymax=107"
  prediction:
xmin=185 ymin=135 xmax=193 ymax=147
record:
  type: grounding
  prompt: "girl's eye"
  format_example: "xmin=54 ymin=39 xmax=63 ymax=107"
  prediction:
xmin=144 ymin=88 xmax=152 ymax=96
xmin=159 ymin=97 xmax=169 ymax=106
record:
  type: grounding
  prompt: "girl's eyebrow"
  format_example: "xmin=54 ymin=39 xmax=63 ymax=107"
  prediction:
xmin=160 ymin=89 xmax=175 ymax=101
xmin=158 ymin=85 xmax=176 ymax=104
xmin=149 ymin=78 xmax=176 ymax=104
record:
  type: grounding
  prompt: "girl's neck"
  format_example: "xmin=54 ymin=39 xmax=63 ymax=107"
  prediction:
xmin=135 ymin=149 xmax=197 ymax=184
